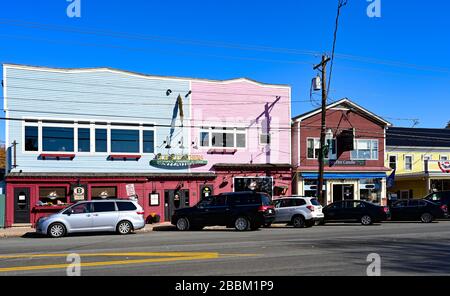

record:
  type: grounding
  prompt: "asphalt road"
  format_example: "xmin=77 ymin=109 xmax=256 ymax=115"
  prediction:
xmin=1 ymin=221 xmax=450 ymax=276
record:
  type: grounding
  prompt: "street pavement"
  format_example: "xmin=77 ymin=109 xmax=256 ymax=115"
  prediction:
xmin=0 ymin=221 xmax=449 ymax=276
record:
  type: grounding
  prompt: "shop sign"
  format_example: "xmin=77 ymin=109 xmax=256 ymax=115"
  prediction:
xmin=328 ymin=160 xmax=366 ymax=166
xmin=71 ymin=185 xmax=87 ymax=202
xmin=150 ymin=154 xmax=208 ymax=167
xmin=438 ymin=161 xmax=450 ymax=173
xmin=126 ymin=184 xmax=136 ymax=197
xmin=150 ymin=193 xmax=160 ymax=206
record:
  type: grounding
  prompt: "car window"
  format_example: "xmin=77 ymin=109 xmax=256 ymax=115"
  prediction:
xmin=330 ymin=202 xmax=342 ymax=209
xmin=294 ymin=199 xmax=307 ymax=207
xmin=231 ymin=194 xmax=260 ymax=206
xmin=260 ymin=194 xmax=271 ymax=206
xmin=394 ymin=200 xmax=408 ymax=207
xmin=92 ymin=202 xmax=116 ymax=213
xmin=344 ymin=201 xmax=363 ymax=209
xmin=310 ymin=198 xmax=321 ymax=206
xmin=212 ymin=195 xmax=227 ymax=206
xmin=116 ymin=202 xmax=137 ymax=211
xmin=408 ymin=200 xmax=419 ymax=207
xmin=418 ymin=200 xmax=427 ymax=207
xmin=68 ymin=203 xmax=90 ymax=214
xmin=273 ymin=200 xmax=282 ymax=208
xmin=280 ymin=199 xmax=294 ymax=208
xmin=198 ymin=196 xmax=214 ymax=207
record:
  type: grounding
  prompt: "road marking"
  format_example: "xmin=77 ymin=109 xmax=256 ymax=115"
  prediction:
xmin=0 ymin=252 xmax=258 ymax=273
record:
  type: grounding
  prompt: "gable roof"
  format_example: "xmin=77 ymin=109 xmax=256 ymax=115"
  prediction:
xmin=292 ymin=98 xmax=392 ymax=126
xmin=387 ymin=127 xmax=450 ymax=148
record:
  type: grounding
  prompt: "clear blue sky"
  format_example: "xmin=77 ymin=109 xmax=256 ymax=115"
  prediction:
xmin=1 ymin=0 xmax=449 ymax=143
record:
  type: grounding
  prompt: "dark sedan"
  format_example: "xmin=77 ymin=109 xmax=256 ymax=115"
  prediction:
xmin=322 ymin=200 xmax=390 ymax=225
xmin=389 ymin=199 xmax=447 ymax=223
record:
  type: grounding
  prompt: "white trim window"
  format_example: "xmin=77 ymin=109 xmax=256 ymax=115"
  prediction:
xmin=22 ymin=119 xmax=156 ymax=155
xmin=404 ymin=155 xmax=413 ymax=171
xmin=388 ymin=155 xmax=397 ymax=170
xmin=351 ymin=139 xmax=378 ymax=160
xmin=423 ymin=155 xmax=432 ymax=171
xmin=200 ymin=127 xmax=246 ymax=149
xmin=307 ymin=138 xmax=337 ymax=160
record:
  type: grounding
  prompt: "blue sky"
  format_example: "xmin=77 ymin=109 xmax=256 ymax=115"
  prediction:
xmin=1 ymin=0 xmax=449 ymax=142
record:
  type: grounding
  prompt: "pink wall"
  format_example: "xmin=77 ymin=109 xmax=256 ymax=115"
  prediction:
xmin=190 ymin=79 xmax=291 ymax=172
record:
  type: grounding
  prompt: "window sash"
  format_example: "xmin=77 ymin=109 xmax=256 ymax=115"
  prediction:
xmin=200 ymin=127 xmax=246 ymax=148
xmin=110 ymin=129 xmax=140 ymax=153
xmin=42 ymin=127 xmax=74 ymax=152
xmin=351 ymin=140 xmax=378 ymax=160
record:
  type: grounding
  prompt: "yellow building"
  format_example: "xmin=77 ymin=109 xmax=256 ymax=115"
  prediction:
xmin=386 ymin=127 xmax=450 ymax=200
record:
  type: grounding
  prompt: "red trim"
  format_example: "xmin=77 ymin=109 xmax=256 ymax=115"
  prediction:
xmin=108 ymin=154 xmax=142 ymax=161
xmin=40 ymin=153 xmax=76 ymax=160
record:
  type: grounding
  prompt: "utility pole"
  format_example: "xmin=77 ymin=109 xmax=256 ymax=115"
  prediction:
xmin=313 ymin=55 xmax=331 ymax=205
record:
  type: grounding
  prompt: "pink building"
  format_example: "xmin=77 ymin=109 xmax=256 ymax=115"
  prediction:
xmin=190 ymin=78 xmax=292 ymax=201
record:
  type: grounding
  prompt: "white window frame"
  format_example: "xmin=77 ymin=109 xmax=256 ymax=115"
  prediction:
xmin=423 ymin=154 xmax=432 ymax=172
xmin=306 ymin=137 xmax=337 ymax=160
xmin=388 ymin=154 xmax=398 ymax=170
xmin=351 ymin=139 xmax=379 ymax=161
xmin=199 ymin=127 xmax=247 ymax=149
xmin=21 ymin=117 xmax=156 ymax=156
xmin=404 ymin=155 xmax=413 ymax=171
xmin=440 ymin=155 xmax=449 ymax=161
xmin=400 ymin=190 xmax=410 ymax=200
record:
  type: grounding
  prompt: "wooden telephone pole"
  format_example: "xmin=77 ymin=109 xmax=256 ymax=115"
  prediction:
xmin=313 ymin=55 xmax=331 ymax=205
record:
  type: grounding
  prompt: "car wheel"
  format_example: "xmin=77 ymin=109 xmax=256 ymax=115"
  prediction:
xmin=117 ymin=220 xmax=133 ymax=235
xmin=292 ymin=216 xmax=305 ymax=228
xmin=176 ymin=217 xmax=190 ymax=231
xmin=421 ymin=213 xmax=433 ymax=223
xmin=361 ymin=215 xmax=373 ymax=226
xmin=48 ymin=223 xmax=66 ymax=238
xmin=234 ymin=217 xmax=250 ymax=231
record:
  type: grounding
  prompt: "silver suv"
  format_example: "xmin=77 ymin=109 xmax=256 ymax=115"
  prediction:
xmin=36 ymin=200 xmax=145 ymax=238
xmin=272 ymin=196 xmax=324 ymax=228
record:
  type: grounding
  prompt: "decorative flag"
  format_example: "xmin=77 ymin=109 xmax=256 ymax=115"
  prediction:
xmin=438 ymin=161 xmax=450 ymax=173
xmin=387 ymin=169 xmax=396 ymax=188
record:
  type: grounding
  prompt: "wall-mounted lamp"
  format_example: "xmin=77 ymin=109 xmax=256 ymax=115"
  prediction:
xmin=166 ymin=89 xmax=172 ymax=96
xmin=185 ymin=90 xmax=192 ymax=98
xmin=164 ymin=136 xmax=172 ymax=149
xmin=179 ymin=137 xmax=185 ymax=149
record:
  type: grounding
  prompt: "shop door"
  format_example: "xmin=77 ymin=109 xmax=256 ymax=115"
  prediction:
xmin=333 ymin=184 xmax=354 ymax=202
xmin=14 ymin=188 xmax=30 ymax=224
xmin=164 ymin=190 xmax=189 ymax=222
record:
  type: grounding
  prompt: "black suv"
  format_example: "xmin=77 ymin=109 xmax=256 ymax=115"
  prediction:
xmin=171 ymin=192 xmax=275 ymax=231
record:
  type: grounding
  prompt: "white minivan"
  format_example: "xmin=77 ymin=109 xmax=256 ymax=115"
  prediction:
xmin=36 ymin=200 xmax=145 ymax=238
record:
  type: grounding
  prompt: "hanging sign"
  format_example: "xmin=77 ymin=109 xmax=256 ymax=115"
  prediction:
xmin=438 ymin=161 xmax=450 ymax=173
xmin=150 ymin=154 xmax=208 ymax=167
xmin=126 ymin=184 xmax=136 ymax=197
xmin=71 ymin=184 xmax=87 ymax=202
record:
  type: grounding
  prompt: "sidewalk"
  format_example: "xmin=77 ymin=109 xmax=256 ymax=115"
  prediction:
xmin=0 ymin=222 xmax=174 ymax=238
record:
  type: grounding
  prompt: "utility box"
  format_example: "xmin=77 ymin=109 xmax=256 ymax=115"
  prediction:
xmin=0 ymin=194 xmax=5 ymax=228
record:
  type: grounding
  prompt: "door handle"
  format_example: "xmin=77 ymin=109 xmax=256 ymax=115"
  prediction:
xmin=86 ymin=214 xmax=91 ymax=217
xmin=93 ymin=214 xmax=99 ymax=217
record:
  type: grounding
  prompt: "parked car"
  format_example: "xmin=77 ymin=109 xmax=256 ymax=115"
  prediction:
xmin=271 ymin=196 xmax=324 ymax=228
xmin=322 ymin=200 xmax=390 ymax=225
xmin=424 ymin=191 xmax=450 ymax=215
xmin=36 ymin=200 xmax=145 ymax=238
xmin=171 ymin=191 xmax=275 ymax=231
xmin=389 ymin=199 xmax=447 ymax=223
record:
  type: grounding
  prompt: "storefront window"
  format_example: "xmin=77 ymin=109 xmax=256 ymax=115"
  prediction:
xmin=359 ymin=179 xmax=382 ymax=204
xmin=111 ymin=129 xmax=139 ymax=153
xmin=91 ymin=186 xmax=117 ymax=200
xmin=234 ymin=177 xmax=273 ymax=197
xmin=25 ymin=126 xmax=39 ymax=151
xmin=42 ymin=127 xmax=74 ymax=152
xmin=304 ymin=180 xmax=326 ymax=197
xmin=39 ymin=187 xmax=67 ymax=204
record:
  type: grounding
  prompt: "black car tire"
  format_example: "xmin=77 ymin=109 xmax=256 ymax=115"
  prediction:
xmin=48 ymin=222 xmax=66 ymax=238
xmin=361 ymin=215 xmax=373 ymax=226
xmin=421 ymin=213 xmax=433 ymax=223
xmin=292 ymin=215 xmax=306 ymax=228
xmin=234 ymin=216 xmax=250 ymax=231
xmin=176 ymin=217 xmax=191 ymax=231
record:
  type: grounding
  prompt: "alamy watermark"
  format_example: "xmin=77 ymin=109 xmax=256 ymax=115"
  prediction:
xmin=66 ymin=253 xmax=81 ymax=276
xmin=367 ymin=0 xmax=381 ymax=18
xmin=66 ymin=0 xmax=81 ymax=18
xmin=366 ymin=253 xmax=381 ymax=276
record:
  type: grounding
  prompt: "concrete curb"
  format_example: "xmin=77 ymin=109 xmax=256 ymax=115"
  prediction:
xmin=0 ymin=222 xmax=174 ymax=238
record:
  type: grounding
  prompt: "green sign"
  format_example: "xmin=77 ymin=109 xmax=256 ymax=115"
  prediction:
xmin=150 ymin=154 xmax=208 ymax=167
